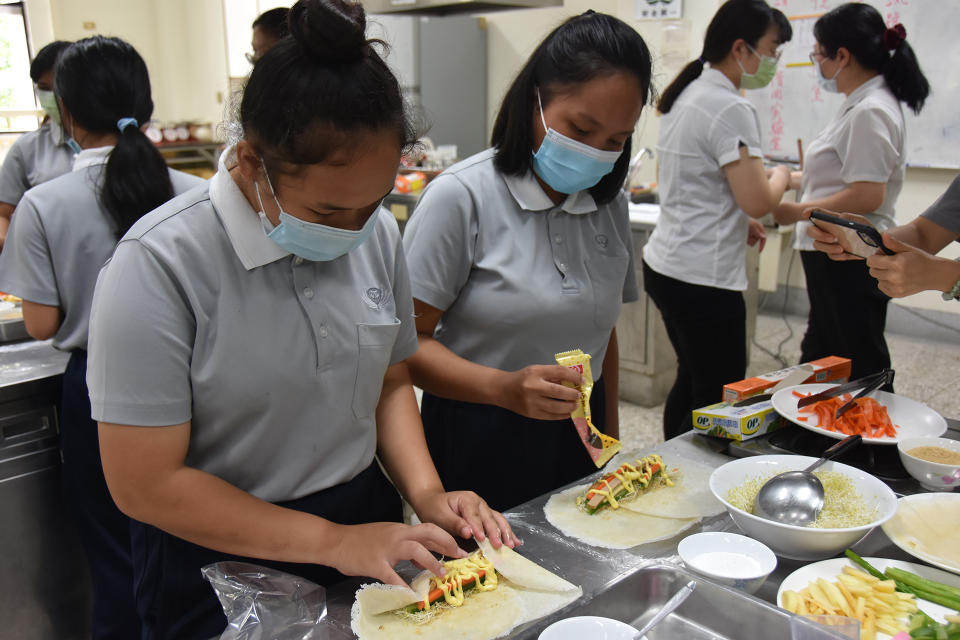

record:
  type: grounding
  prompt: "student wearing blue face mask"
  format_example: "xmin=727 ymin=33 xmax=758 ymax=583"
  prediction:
xmin=643 ymin=0 xmax=792 ymax=440
xmin=773 ymin=3 xmax=929 ymax=387
xmin=86 ymin=2 xmax=516 ymax=637
xmin=403 ymin=11 xmax=652 ymax=511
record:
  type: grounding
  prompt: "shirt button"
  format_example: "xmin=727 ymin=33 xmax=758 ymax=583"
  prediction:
xmin=293 ymin=257 xmax=304 ymax=266
xmin=319 ymin=325 xmax=329 ymax=338
xmin=554 ymin=234 xmax=563 ymax=244
xmin=303 ymin=287 xmax=314 ymax=299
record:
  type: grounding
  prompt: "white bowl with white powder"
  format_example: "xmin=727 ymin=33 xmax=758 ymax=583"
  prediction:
xmin=677 ymin=531 xmax=777 ymax=594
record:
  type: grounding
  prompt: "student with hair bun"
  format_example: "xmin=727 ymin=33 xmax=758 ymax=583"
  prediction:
xmin=403 ymin=11 xmax=653 ymax=511
xmin=86 ymin=1 xmax=515 ymax=637
xmin=643 ymin=0 xmax=792 ymax=439
xmin=774 ymin=2 xmax=930 ymax=385
xmin=0 ymin=36 xmax=204 ymax=639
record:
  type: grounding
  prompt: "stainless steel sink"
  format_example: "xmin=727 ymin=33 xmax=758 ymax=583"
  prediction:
xmin=511 ymin=563 xmax=849 ymax=639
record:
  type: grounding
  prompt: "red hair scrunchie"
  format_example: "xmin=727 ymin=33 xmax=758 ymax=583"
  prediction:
xmin=884 ymin=23 xmax=906 ymax=51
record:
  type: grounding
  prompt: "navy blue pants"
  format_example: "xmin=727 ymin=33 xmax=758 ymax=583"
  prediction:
xmin=420 ymin=377 xmax=606 ymax=512
xmin=642 ymin=260 xmax=748 ymax=440
xmin=60 ymin=350 xmax=141 ymax=639
xmin=131 ymin=460 xmax=402 ymax=640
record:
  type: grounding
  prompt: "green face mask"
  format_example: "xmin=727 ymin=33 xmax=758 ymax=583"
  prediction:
xmin=738 ymin=44 xmax=778 ymax=90
xmin=36 ymin=89 xmax=61 ymax=126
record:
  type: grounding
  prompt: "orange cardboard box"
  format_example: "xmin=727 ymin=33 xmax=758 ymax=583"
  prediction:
xmin=722 ymin=356 xmax=852 ymax=403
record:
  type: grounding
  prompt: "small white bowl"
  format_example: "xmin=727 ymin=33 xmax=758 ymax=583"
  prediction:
xmin=677 ymin=531 xmax=777 ymax=594
xmin=709 ymin=455 xmax=898 ymax=561
xmin=539 ymin=616 xmax=643 ymax=640
xmin=898 ymin=437 xmax=960 ymax=491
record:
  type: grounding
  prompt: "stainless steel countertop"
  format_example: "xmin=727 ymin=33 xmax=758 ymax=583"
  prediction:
xmin=321 ymin=431 xmax=946 ymax=638
xmin=0 ymin=339 xmax=69 ymax=390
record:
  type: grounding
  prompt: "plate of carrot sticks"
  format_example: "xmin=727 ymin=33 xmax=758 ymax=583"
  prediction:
xmin=771 ymin=383 xmax=948 ymax=445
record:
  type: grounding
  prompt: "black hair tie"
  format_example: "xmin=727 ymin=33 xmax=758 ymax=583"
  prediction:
xmin=884 ymin=23 xmax=906 ymax=51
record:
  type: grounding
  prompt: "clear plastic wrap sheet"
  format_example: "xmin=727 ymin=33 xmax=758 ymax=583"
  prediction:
xmin=202 ymin=561 xmax=331 ymax=640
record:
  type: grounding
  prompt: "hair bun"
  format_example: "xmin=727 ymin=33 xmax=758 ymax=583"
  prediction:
xmin=288 ymin=0 xmax=367 ymax=63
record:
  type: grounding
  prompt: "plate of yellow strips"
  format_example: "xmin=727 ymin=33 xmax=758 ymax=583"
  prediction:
xmin=777 ymin=557 xmax=960 ymax=640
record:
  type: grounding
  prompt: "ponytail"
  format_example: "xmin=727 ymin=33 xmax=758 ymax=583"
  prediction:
xmin=814 ymin=3 xmax=929 ymax=115
xmin=55 ymin=37 xmax=172 ymax=238
xmin=883 ymin=36 xmax=929 ymax=115
xmin=103 ymin=121 xmax=174 ymax=238
xmin=658 ymin=0 xmax=791 ymax=114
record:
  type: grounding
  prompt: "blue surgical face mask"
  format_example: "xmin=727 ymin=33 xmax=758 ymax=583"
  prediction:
xmin=531 ymin=89 xmax=622 ymax=194
xmin=255 ymin=161 xmax=380 ymax=262
xmin=62 ymin=111 xmax=82 ymax=155
xmin=814 ymin=57 xmax=842 ymax=93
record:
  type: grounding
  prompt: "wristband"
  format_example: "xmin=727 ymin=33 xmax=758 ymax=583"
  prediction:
xmin=942 ymin=257 xmax=960 ymax=301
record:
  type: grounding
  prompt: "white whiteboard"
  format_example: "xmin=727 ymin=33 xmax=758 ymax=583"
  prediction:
xmin=745 ymin=0 xmax=960 ymax=169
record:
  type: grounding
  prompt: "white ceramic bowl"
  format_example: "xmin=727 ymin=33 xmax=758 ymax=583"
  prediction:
xmin=677 ymin=531 xmax=777 ymax=594
xmin=539 ymin=616 xmax=643 ymax=640
xmin=897 ymin=437 xmax=960 ymax=491
xmin=708 ymin=455 xmax=898 ymax=561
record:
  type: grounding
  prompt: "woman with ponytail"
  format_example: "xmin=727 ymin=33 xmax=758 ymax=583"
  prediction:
xmin=773 ymin=3 xmax=930 ymax=385
xmin=0 ymin=37 xmax=203 ymax=639
xmin=643 ymin=0 xmax=792 ymax=439
xmin=83 ymin=1 xmax=515 ymax=637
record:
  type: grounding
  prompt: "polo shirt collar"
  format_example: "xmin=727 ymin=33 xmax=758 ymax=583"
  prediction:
xmin=47 ymin=119 xmax=65 ymax=146
xmin=702 ymin=67 xmax=739 ymax=94
xmin=840 ymin=75 xmax=885 ymax=113
xmin=502 ymin=169 xmax=598 ymax=214
xmin=72 ymin=146 xmax=113 ymax=171
xmin=209 ymin=144 xmax=289 ymax=270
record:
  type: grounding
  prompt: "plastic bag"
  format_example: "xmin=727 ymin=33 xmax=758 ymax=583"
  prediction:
xmin=202 ymin=561 xmax=329 ymax=640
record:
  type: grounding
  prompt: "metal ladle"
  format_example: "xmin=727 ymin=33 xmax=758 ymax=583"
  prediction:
xmin=632 ymin=580 xmax=696 ymax=639
xmin=753 ymin=435 xmax=862 ymax=526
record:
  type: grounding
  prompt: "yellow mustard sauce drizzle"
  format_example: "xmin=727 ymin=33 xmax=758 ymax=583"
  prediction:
xmin=423 ymin=553 xmax=497 ymax=611
xmin=583 ymin=454 xmax=672 ymax=509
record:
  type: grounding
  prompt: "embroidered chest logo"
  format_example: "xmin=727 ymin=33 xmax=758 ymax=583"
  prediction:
xmin=595 ymin=234 xmax=609 ymax=249
xmin=363 ymin=286 xmax=391 ymax=310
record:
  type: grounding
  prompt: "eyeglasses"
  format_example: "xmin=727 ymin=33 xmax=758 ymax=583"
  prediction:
xmin=808 ymin=51 xmax=829 ymax=64
xmin=748 ymin=43 xmax=784 ymax=62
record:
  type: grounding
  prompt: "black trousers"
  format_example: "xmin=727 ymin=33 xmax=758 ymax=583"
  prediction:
xmin=799 ymin=250 xmax=893 ymax=387
xmin=60 ymin=350 xmax=141 ymax=639
xmin=642 ymin=260 xmax=747 ymax=440
xmin=421 ymin=377 xmax=606 ymax=512
xmin=131 ymin=460 xmax=402 ymax=640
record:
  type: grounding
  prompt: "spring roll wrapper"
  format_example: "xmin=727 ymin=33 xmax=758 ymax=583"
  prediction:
xmin=555 ymin=349 xmax=621 ymax=468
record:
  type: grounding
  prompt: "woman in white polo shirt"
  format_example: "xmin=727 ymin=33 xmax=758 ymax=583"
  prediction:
xmin=773 ymin=3 xmax=930 ymax=385
xmin=86 ymin=2 xmax=514 ymax=638
xmin=0 ymin=37 xmax=204 ymax=639
xmin=642 ymin=0 xmax=792 ymax=439
xmin=403 ymin=11 xmax=651 ymax=511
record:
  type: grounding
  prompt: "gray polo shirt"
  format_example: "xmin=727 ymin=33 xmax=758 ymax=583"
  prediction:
xmin=403 ymin=148 xmax=638 ymax=375
xmin=0 ymin=120 xmax=74 ymax=206
xmin=922 ymin=173 xmax=960 ymax=239
xmin=0 ymin=146 xmax=204 ymax=351
xmin=86 ymin=145 xmax=419 ymax=502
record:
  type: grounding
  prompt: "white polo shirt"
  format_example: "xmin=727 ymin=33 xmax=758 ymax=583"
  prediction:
xmin=0 ymin=119 xmax=74 ymax=206
xmin=403 ymin=148 xmax=638 ymax=374
xmin=794 ymin=75 xmax=905 ymax=250
xmin=643 ymin=68 xmax=764 ymax=291
xmin=86 ymin=145 xmax=418 ymax=503
xmin=0 ymin=146 xmax=204 ymax=350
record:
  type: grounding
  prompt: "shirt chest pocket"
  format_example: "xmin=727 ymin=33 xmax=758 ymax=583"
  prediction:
xmin=584 ymin=255 xmax=629 ymax=331
xmin=352 ymin=319 xmax=402 ymax=419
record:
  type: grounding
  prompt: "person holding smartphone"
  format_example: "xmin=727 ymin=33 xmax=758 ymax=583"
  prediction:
xmin=805 ymin=174 xmax=960 ymax=301
xmin=772 ymin=3 xmax=930 ymax=383
xmin=642 ymin=0 xmax=792 ymax=439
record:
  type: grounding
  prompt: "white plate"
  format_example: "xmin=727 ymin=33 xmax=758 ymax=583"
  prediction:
xmin=777 ymin=556 xmax=960 ymax=640
xmin=882 ymin=493 xmax=960 ymax=575
xmin=539 ymin=616 xmax=645 ymax=640
xmin=771 ymin=383 xmax=947 ymax=445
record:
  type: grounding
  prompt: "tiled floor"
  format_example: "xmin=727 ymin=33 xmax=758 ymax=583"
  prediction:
xmin=618 ymin=311 xmax=960 ymax=452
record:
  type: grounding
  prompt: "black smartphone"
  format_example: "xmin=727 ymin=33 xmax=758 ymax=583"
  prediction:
xmin=808 ymin=210 xmax=895 ymax=259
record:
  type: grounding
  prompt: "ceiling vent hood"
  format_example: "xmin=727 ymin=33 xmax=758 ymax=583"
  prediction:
xmin=365 ymin=0 xmax=560 ymax=15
